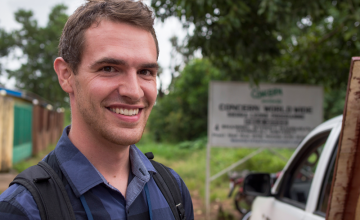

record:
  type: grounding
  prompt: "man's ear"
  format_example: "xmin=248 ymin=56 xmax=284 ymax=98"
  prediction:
xmin=54 ymin=57 xmax=74 ymax=94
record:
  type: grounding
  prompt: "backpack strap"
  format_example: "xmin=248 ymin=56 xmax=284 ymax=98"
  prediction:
xmin=145 ymin=152 xmax=186 ymax=220
xmin=10 ymin=156 xmax=76 ymax=220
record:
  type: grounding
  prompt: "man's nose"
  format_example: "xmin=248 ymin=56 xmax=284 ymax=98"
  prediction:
xmin=118 ymin=71 xmax=144 ymax=101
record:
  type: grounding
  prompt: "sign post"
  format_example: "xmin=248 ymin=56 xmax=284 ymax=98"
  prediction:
xmin=206 ymin=82 xmax=323 ymax=219
xmin=208 ymin=82 xmax=323 ymax=148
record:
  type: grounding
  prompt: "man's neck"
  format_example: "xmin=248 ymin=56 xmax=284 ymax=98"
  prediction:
xmin=68 ymin=123 xmax=131 ymax=197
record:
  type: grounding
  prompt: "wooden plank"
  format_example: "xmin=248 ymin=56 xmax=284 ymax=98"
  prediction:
xmin=32 ymin=105 xmax=40 ymax=155
xmin=49 ymin=111 xmax=56 ymax=144
xmin=1 ymin=97 xmax=14 ymax=171
xmin=327 ymin=57 xmax=360 ymax=220
xmin=0 ymin=96 xmax=4 ymax=171
xmin=43 ymin=109 xmax=50 ymax=150
xmin=58 ymin=112 xmax=64 ymax=138
xmin=38 ymin=107 xmax=45 ymax=152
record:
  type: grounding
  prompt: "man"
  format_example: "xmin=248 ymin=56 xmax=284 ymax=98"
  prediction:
xmin=0 ymin=0 xmax=194 ymax=219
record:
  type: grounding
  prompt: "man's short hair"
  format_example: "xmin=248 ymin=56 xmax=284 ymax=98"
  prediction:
xmin=58 ymin=0 xmax=159 ymax=74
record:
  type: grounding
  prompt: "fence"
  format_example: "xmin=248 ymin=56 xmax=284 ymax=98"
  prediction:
xmin=0 ymin=89 xmax=64 ymax=172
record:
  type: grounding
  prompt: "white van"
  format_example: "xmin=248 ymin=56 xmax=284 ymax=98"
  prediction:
xmin=243 ymin=115 xmax=342 ymax=220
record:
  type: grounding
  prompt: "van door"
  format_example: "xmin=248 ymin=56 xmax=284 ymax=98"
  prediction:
xmin=303 ymin=143 xmax=338 ymax=220
xmin=251 ymin=131 xmax=331 ymax=220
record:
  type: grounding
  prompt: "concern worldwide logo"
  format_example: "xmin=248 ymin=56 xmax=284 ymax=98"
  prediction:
xmin=251 ymin=88 xmax=282 ymax=99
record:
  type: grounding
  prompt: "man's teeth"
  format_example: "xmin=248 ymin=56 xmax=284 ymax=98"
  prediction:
xmin=110 ymin=108 xmax=139 ymax=116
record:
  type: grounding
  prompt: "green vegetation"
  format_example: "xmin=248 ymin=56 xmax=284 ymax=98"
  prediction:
xmin=0 ymin=4 xmax=69 ymax=107
xmin=13 ymin=144 xmax=56 ymax=173
xmin=149 ymin=0 xmax=357 ymax=130
xmin=148 ymin=59 xmax=224 ymax=142
xmin=137 ymin=133 xmax=294 ymax=201
xmin=152 ymin=0 xmax=356 ymax=90
xmin=64 ymin=108 xmax=71 ymax=127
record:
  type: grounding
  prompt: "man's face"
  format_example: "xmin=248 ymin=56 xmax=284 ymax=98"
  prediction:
xmin=71 ymin=20 xmax=158 ymax=146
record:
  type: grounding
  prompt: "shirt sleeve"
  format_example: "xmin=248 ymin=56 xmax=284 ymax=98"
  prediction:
xmin=0 ymin=184 xmax=41 ymax=220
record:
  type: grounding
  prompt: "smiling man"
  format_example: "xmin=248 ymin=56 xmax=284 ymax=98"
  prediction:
xmin=0 ymin=1 xmax=194 ymax=220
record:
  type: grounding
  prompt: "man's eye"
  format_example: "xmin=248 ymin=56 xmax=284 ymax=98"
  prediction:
xmin=102 ymin=66 xmax=116 ymax=72
xmin=139 ymin=69 xmax=152 ymax=76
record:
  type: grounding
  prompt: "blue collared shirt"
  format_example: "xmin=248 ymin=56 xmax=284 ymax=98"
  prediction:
xmin=0 ymin=127 xmax=194 ymax=220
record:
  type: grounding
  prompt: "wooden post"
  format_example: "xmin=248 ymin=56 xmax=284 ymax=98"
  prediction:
xmin=59 ymin=111 xmax=64 ymax=134
xmin=42 ymin=108 xmax=49 ymax=150
xmin=327 ymin=57 xmax=360 ymax=219
xmin=32 ymin=105 xmax=40 ymax=155
xmin=0 ymin=97 xmax=14 ymax=171
xmin=49 ymin=111 xmax=55 ymax=144
xmin=0 ymin=96 xmax=4 ymax=171
xmin=38 ymin=107 xmax=44 ymax=151
xmin=56 ymin=111 xmax=64 ymax=140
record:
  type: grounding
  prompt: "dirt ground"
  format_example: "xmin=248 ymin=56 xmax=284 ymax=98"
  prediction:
xmin=190 ymin=190 xmax=242 ymax=220
xmin=0 ymin=171 xmax=17 ymax=193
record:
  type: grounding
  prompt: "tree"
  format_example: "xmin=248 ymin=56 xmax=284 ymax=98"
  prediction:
xmin=152 ymin=0 xmax=281 ymax=82
xmin=151 ymin=0 xmax=358 ymax=85
xmin=1 ymin=4 xmax=68 ymax=107
xmin=152 ymin=0 xmax=360 ymax=119
xmin=0 ymin=28 xmax=16 ymax=75
xmin=148 ymin=59 xmax=224 ymax=142
xmin=0 ymin=28 xmax=15 ymax=57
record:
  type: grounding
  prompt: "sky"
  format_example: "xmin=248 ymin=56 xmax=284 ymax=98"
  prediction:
xmin=0 ymin=0 xmax=188 ymax=90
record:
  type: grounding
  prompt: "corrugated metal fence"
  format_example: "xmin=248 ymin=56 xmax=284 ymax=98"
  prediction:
xmin=0 ymin=96 xmax=14 ymax=171
xmin=0 ymin=95 xmax=64 ymax=172
xmin=13 ymin=101 xmax=33 ymax=164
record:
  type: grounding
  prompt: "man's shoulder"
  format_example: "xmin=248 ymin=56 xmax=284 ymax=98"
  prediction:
xmin=163 ymin=166 xmax=189 ymax=194
xmin=152 ymin=162 xmax=194 ymax=220
xmin=135 ymin=148 xmax=189 ymax=199
xmin=166 ymin=167 xmax=194 ymax=220
xmin=164 ymin=165 xmax=183 ymax=191
xmin=0 ymin=183 xmax=40 ymax=220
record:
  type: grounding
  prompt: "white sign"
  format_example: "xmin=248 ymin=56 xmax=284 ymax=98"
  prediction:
xmin=208 ymin=82 xmax=323 ymax=148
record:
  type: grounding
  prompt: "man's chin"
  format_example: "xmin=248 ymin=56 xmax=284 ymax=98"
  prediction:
xmin=100 ymin=131 xmax=142 ymax=147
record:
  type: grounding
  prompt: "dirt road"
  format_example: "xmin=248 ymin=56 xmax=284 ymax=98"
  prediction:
xmin=0 ymin=171 xmax=17 ymax=193
xmin=191 ymin=190 xmax=241 ymax=220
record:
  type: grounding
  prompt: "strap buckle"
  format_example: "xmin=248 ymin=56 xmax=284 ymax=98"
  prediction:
xmin=176 ymin=203 xmax=186 ymax=220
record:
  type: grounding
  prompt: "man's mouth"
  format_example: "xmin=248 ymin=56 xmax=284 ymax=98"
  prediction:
xmin=108 ymin=107 xmax=140 ymax=116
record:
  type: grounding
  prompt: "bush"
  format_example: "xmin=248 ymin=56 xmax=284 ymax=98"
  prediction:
xmin=148 ymin=59 xmax=224 ymax=142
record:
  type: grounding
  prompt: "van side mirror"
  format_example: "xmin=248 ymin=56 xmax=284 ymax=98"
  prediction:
xmin=243 ymin=173 xmax=272 ymax=197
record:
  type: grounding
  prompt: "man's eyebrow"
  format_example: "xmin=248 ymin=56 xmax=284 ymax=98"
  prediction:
xmin=90 ymin=58 xmax=127 ymax=69
xmin=90 ymin=58 xmax=159 ymax=70
xmin=140 ymin=63 xmax=159 ymax=70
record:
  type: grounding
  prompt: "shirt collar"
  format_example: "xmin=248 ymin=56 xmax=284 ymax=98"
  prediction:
xmin=54 ymin=126 xmax=156 ymax=197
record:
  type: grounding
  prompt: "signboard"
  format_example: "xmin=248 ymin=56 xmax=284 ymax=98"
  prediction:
xmin=208 ymin=82 xmax=323 ymax=148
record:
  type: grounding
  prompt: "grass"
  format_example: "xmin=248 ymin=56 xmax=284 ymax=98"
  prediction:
xmin=136 ymin=132 xmax=295 ymax=202
xmin=13 ymin=144 xmax=56 ymax=173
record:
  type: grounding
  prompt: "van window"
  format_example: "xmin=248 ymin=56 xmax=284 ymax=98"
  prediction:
xmin=282 ymin=132 xmax=330 ymax=208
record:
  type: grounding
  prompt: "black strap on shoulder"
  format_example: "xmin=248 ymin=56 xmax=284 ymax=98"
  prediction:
xmin=145 ymin=152 xmax=186 ymax=220
xmin=10 ymin=154 xmax=76 ymax=220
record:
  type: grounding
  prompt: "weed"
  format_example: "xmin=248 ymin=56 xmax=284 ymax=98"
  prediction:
xmin=13 ymin=144 xmax=56 ymax=173
xmin=137 ymin=132 xmax=294 ymax=202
